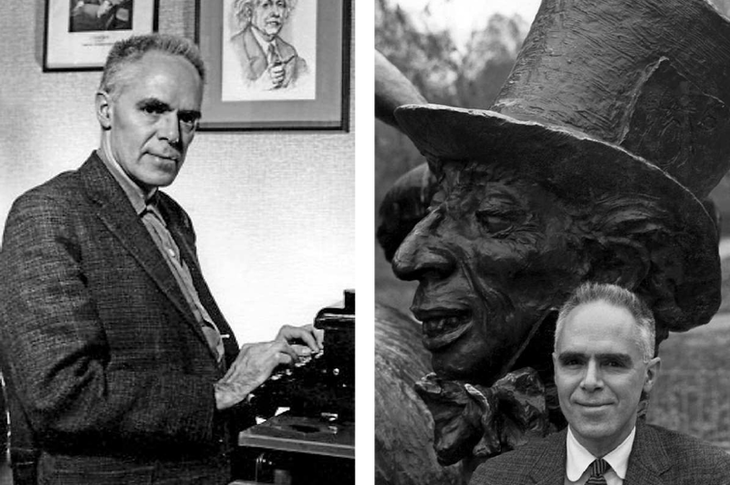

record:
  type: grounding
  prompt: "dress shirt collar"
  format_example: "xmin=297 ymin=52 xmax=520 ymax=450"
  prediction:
xmin=566 ymin=425 xmax=635 ymax=482
xmin=96 ymin=147 xmax=157 ymax=216
xmin=251 ymin=25 xmax=278 ymax=55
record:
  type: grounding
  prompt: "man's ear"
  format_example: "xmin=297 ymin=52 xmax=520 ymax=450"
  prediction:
xmin=96 ymin=91 xmax=113 ymax=130
xmin=585 ymin=238 xmax=650 ymax=290
xmin=643 ymin=356 xmax=661 ymax=394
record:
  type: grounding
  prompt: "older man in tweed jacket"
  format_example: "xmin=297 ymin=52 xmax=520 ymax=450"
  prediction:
xmin=0 ymin=34 xmax=321 ymax=484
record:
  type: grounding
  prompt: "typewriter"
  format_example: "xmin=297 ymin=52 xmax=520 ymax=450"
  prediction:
xmin=232 ymin=290 xmax=355 ymax=485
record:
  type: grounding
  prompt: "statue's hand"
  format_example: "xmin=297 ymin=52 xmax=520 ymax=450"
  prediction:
xmin=464 ymin=383 xmax=502 ymax=456
xmin=471 ymin=368 xmax=552 ymax=458
xmin=414 ymin=373 xmax=488 ymax=466
xmin=415 ymin=368 xmax=553 ymax=467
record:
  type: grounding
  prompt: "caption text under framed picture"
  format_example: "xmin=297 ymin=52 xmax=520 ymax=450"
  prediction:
xmin=196 ymin=0 xmax=351 ymax=131
xmin=44 ymin=0 xmax=159 ymax=71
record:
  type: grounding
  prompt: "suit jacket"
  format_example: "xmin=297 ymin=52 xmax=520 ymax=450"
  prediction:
xmin=470 ymin=421 xmax=730 ymax=484
xmin=230 ymin=25 xmax=307 ymax=89
xmin=0 ymin=152 xmax=243 ymax=484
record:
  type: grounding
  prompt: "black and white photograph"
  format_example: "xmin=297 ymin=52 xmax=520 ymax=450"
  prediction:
xmin=9 ymin=0 xmax=730 ymax=483
xmin=375 ymin=0 xmax=730 ymax=484
xmin=69 ymin=0 xmax=135 ymax=33
xmin=1 ymin=1 xmax=354 ymax=484
xmin=44 ymin=0 xmax=157 ymax=70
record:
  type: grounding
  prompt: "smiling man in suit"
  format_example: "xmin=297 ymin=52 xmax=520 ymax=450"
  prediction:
xmin=469 ymin=282 xmax=730 ymax=484
xmin=0 ymin=33 xmax=321 ymax=485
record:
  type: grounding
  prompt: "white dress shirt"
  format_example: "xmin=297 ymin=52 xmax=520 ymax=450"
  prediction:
xmin=564 ymin=425 xmax=636 ymax=485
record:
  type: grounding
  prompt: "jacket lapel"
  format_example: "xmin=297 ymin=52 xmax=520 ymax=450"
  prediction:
xmin=161 ymin=201 xmax=240 ymax=364
xmin=243 ymin=26 xmax=268 ymax=78
xmin=624 ymin=421 xmax=670 ymax=485
xmin=520 ymin=421 xmax=670 ymax=485
xmin=273 ymin=37 xmax=295 ymax=64
xmin=531 ymin=429 xmax=568 ymax=485
xmin=78 ymin=154 xmax=206 ymax=342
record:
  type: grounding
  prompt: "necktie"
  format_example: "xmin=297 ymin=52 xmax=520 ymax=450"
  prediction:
xmin=585 ymin=458 xmax=610 ymax=485
xmin=268 ymin=43 xmax=281 ymax=65
xmin=142 ymin=205 xmax=225 ymax=368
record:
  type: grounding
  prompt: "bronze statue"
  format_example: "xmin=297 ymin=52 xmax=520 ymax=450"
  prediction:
xmin=376 ymin=0 xmax=730 ymax=481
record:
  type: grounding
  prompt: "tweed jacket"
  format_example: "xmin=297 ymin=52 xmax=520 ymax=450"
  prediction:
xmin=470 ymin=421 xmax=730 ymax=485
xmin=0 ymin=153 xmax=242 ymax=483
xmin=230 ymin=25 xmax=307 ymax=88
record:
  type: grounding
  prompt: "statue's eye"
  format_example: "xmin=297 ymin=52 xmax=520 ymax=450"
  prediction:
xmin=475 ymin=192 xmax=526 ymax=237
xmin=475 ymin=210 xmax=514 ymax=236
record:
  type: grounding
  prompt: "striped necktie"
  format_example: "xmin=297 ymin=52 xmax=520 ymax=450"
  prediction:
xmin=585 ymin=458 xmax=610 ymax=485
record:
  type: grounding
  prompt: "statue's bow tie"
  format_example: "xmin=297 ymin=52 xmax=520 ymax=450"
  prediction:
xmin=414 ymin=367 xmax=552 ymax=466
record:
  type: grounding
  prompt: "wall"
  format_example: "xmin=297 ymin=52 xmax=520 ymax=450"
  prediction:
xmin=0 ymin=0 xmax=355 ymax=344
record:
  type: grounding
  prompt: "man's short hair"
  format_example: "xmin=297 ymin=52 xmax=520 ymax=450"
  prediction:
xmin=99 ymin=34 xmax=206 ymax=99
xmin=554 ymin=282 xmax=656 ymax=362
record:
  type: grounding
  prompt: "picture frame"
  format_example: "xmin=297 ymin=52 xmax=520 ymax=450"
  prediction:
xmin=43 ymin=0 xmax=159 ymax=72
xmin=195 ymin=0 xmax=351 ymax=131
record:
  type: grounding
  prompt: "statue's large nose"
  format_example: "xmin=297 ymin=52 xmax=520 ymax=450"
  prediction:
xmin=392 ymin=211 xmax=456 ymax=282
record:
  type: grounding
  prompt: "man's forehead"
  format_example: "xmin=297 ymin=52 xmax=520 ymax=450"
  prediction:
xmin=114 ymin=52 xmax=202 ymax=98
xmin=568 ymin=300 xmax=634 ymax=321
xmin=440 ymin=161 xmax=536 ymax=188
xmin=438 ymin=162 xmax=549 ymax=202
xmin=558 ymin=301 xmax=642 ymax=351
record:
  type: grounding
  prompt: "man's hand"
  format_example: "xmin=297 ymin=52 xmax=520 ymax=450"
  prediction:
xmin=276 ymin=324 xmax=324 ymax=353
xmin=267 ymin=62 xmax=285 ymax=88
xmin=214 ymin=324 xmax=324 ymax=410
xmin=252 ymin=63 xmax=286 ymax=90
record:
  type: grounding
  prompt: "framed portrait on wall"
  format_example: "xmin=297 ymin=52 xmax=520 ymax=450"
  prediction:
xmin=196 ymin=0 xmax=351 ymax=131
xmin=43 ymin=0 xmax=159 ymax=71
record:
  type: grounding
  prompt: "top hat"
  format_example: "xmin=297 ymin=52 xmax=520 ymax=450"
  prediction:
xmin=388 ymin=0 xmax=730 ymax=333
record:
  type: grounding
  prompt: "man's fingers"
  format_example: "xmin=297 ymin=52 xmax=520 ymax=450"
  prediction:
xmin=313 ymin=327 xmax=325 ymax=349
xmin=291 ymin=344 xmax=312 ymax=357
xmin=277 ymin=324 xmax=322 ymax=353
xmin=299 ymin=324 xmax=326 ymax=346
xmin=221 ymin=340 xmax=296 ymax=386
xmin=277 ymin=341 xmax=299 ymax=363
xmin=269 ymin=65 xmax=285 ymax=83
xmin=295 ymin=330 xmax=319 ymax=352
